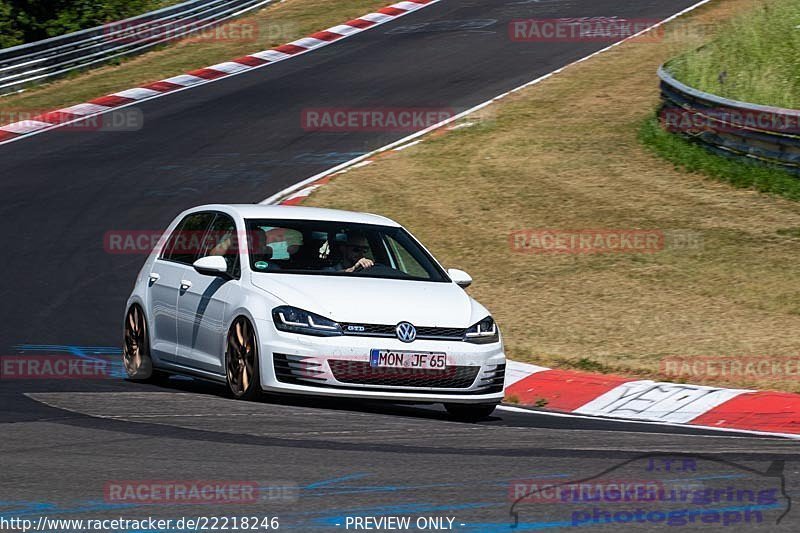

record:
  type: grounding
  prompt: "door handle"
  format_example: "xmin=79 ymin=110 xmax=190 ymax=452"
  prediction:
xmin=148 ymin=273 xmax=160 ymax=283
xmin=180 ymin=280 xmax=192 ymax=290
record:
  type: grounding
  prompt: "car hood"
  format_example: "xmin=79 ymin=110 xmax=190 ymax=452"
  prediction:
xmin=250 ymin=273 xmax=483 ymax=326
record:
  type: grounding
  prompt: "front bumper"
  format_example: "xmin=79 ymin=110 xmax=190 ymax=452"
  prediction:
xmin=255 ymin=319 xmax=506 ymax=404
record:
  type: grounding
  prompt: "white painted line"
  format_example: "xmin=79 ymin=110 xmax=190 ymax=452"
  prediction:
xmin=262 ymin=0 xmax=713 ymax=205
xmin=393 ymin=140 xmax=422 ymax=151
xmin=496 ymin=405 xmax=800 ymax=440
xmin=113 ymin=87 xmax=161 ymax=100
xmin=0 ymin=120 xmax=53 ymax=134
xmin=447 ymin=122 xmax=474 ymax=131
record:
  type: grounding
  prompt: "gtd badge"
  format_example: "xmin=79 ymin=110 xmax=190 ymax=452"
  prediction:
xmin=395 ymin=322 xmax=416 ymax=343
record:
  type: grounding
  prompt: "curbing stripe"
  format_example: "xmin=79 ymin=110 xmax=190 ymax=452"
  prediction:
xmin=59 ymin=103 xmax=110 ymax=116
xmin=89 ymin=94 xmax=134 ymax=107
xmin=207 ymin=61 xmax=251 ymax=74
xmin=690 ymin=391 xmax=800 ymax=434
xmin=114 ymin=87 xmax=162 ymax=100
xmin=573 ymin=380 xmax=751 ymax=424
xmin=504 ymin=362 xmax=800 ymax=436
xmin=0 ymin=120 xmax=52 ymax=134
xmin=505 ymin=369 xmax=632 ymax=412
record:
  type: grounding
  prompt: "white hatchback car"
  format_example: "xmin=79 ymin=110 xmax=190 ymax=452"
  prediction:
xmin=124 ymin=205 xmax=505 ymax=420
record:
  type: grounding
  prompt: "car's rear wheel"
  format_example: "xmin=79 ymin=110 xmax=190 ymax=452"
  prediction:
xmin=444 ymin=402 xmax=498 ymax=421
xmin=123 ymin=304 xmax=154 ymax=380
xmin=226 ymin=317 xmax=261 ymax=400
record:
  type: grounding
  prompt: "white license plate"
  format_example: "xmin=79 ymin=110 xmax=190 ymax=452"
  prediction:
xmin=369 ymin=349 xmax=447 ymax=370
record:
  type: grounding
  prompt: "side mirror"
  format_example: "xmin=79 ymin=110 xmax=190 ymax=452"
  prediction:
xmin=193 ymin=255 xmax=229 ymax=277
xmin=447 ymin=268 xmax=472 ymax=288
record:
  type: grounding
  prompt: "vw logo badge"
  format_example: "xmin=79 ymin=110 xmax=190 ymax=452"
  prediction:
xmin=395 ymin=322 xmax=416 ymax=343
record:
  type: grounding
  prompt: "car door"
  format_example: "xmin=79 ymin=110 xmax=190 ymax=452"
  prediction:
xmin=148 ymin=211 xmax=215 ymax=363
xmin=175 ymin=212 xmax=240 ymax=374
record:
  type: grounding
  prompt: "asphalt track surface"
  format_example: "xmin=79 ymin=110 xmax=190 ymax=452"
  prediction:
xmin=2 ymin=0 xmax=799 ymax=531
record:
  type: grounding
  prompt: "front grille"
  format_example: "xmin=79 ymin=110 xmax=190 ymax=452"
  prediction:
xmin=340 ymin=323 xmax=467 ymax=341
xmin=328 ymin=360 xmax=479 ymax=389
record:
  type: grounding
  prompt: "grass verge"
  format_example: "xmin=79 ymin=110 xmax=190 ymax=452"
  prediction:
xmin=666 ymin=0 xmax=800 ymax=108
xmin=0 ymin=0 xmax=386 ymax=116
xmin=639 ymin=117 xmax=800 ymax=201
xmin=304 ymin=0 xmax=800 ymax=393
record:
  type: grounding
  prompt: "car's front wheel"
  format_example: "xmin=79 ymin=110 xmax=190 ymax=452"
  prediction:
xmin=123 ymin=304 xmax=154 ymax=380
xmin=225 ymin=316 xmax=261 ymax=400
xmin=444 ymin=402 xmax=498 ymax=421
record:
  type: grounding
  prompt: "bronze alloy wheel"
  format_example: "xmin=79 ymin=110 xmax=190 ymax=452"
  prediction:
xmin=123 ymin=305 xmax=153 ymax=380
xmin=226 ymin=317 xmax=260 ymax=400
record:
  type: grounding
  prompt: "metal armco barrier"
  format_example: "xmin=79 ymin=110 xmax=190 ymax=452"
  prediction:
xmin=658 ymin=66 xmax=800 ymax=174
xmin=0 ymin=0 xmax=272 ymax=96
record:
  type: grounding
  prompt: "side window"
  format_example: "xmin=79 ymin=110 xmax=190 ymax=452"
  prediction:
xmin=201 ymin=214 xmax=240 ymax=279
xmin=161 ymin=212 xmax=215 ymax=265
xmin=384 ymin=235 xmax=428 ymax=278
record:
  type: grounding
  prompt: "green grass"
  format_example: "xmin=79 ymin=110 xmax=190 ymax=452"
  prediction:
xmin=666 ymin=0 xmax=800 ymax=108
xmin=639 ymin=117 xmax=800 ymax=201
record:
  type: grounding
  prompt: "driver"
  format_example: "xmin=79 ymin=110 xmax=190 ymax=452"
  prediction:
xmin=336 ymin=231 xmax=374 ymax=272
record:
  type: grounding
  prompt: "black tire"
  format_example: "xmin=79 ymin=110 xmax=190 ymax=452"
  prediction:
xmin=123 ymin=304 xmax=154 ymax=380
xmin=444 ymin=402 xmax=498 ymax=421
xmin=225 ymin=316 xmax=261 ymax=400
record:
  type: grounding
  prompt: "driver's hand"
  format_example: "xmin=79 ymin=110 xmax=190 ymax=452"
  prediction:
xmin=346 ymin=258 xmax=374 ymax=272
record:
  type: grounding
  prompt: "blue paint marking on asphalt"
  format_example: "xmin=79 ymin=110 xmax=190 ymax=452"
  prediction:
xmin=12 ymin=344 xmax=127 ymax=377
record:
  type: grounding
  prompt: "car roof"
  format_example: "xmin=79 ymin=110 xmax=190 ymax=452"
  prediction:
xmin=189 ymin=204 xmax=401 ymax=227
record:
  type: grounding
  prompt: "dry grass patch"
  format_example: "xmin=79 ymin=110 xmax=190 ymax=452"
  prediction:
xmin=0 ymin=0 xmax=386 ymax=115
xmin=306 ymin=0 xmax=800 ymax=393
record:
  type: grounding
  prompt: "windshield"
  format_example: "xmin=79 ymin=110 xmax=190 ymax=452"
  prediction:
xmin=244 ymin=219 xmax=449 ymax=282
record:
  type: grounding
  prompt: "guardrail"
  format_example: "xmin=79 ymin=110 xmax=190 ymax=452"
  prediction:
xmin=0 ymin=0 xmax=272 ymax=96
xmin=658 ymin=66 xmax=800 ymax=173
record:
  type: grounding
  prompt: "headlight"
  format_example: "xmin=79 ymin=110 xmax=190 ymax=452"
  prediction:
xmin=464 ymin=316 xmax=499 ymax=344
xmin=272 ymin=306 xmax=343 ymax=337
